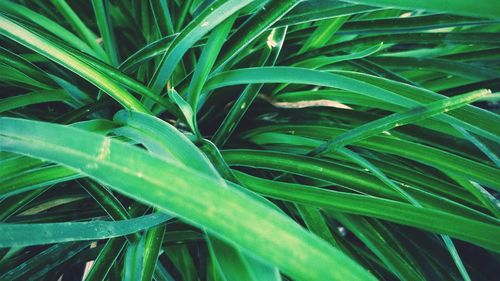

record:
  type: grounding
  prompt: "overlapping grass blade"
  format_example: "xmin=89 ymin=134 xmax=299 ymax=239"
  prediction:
xmin=0 ymin=0 xmax=100 ymax=57
xmin=149 ymin=0 xmax=253 ymax=92
xmin=231 ymin=169 xmax=500 ymax=252
xmin=0 ymin=117 xmax=376 ymax=281
xmin=0 ymin=15 xmax=147 ymax=112
xmin=113 ymin=110 xmax=279 ymax=280
xmin=1 ymin=2 xmax=499 ymax=279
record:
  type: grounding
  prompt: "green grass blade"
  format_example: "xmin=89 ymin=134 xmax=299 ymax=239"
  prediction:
xmin=68 ymin=50 xmax=173 ymax=111
xmin=0 ymin=90 xmax=71 ymax=113
xmin=0 ymin=189 xmax=46 ymax=222
xmin=168 ymin=89 xmax=200 ymax=138
xmin=141 ymin=224 xmax=167 ymax=281
xmin=450 ymin=176 xmax=500 ymax=219
xmin=123 ymin=235 xmax=146 ymax=281
xmin=91 ymin=0 xmax=119 ymax=66
xmin=224 ymin=148 xmax=497 ymax=221
xmin=294 ymin=43 xmax=383 ymax=69
xmin=119 ymin=34 xmax=177 ymax=73
xmin=186 ymin=14 xmax=236 ymax=110
xmin=0 ymin=212 xmax=173 ymax=247
xmin=79 ymin=179 xmax=131 ymax=222
xmin=338 ymin=14 xmax=500 ymax=35
xmin=454 ymin=126 xmax=500 ymax=167
xmin=309 ymin=89 xmax=492 ymax=155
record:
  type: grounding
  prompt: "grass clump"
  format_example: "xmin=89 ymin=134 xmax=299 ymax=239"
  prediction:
xmin=1 ymin=1 xmax=499 ymax=280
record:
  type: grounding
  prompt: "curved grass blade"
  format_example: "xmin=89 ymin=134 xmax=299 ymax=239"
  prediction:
xmin=205 ymin=66 xmax=417 ymax=108
xmin=338 ymin=147 xmax=418 ymax=205
xmin=337 ymin=14 xmax=500 ymax=35
xmin=0 ymin=189 xmax=47 ymax=222
xmin=337 ymin=147 xmax=471 ymax=281
xmin=336 ymin=70 xmax=500 ymax=140
xmin=294 ymin=43 xmax=384 ymax=69
xmin=296 ymin=204 xmax=338 ymax=247
xmin=206 ymin=235 xmax=281 ymax=281
xmin=369 ymin=57 xmax=500 ymax=80
xmin=450 ymin=176 xmax=500 ymax=219
xmin=0 ymin=65 xmax=54 ymax=91
xmin=79 ymin=179 xmax=131 ymax=223
xmin=285 ymin=33 xmax=500 ymax=65
xmin=454 ymin=126 xmax=500 ymax=167
xmin=113 ymin=110 xmax=215 ymax=175
xmin=119 ymin=33 xmax=177 ymax=73
xmin=0 ymin=90 xmax=71 ymax=113
xmin=0 ymin=212 xmax=173 ymax=247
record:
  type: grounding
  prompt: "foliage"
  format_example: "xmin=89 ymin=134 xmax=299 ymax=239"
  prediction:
xmin=1 ymin=0 xmax=500 ymax=280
